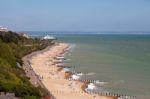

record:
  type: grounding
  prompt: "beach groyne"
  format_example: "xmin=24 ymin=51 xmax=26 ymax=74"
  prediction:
xmin=23 ymin=43 xmax=133 ymax=99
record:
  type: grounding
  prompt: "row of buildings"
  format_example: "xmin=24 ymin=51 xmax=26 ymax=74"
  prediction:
xmin=0 ymin=26 xmax=29 ymax=38
xmin=0 ymin=26 xmax=56 ymax=40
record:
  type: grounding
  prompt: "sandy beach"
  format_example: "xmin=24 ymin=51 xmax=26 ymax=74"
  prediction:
xmin=24 ymin=43 xmax=118 ymax=99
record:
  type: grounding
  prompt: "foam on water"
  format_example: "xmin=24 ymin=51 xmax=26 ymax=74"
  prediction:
xmin=28 ymin=32 xmax=150 ymax=98
xmin=85 ymin=72 xmax=96 ymax=76
xmin=93 ymin=80 xmax=108 ymax=85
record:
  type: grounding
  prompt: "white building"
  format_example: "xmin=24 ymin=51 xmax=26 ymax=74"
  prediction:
xmin=43 ymin=35 xmax=56 ymax=40
xmin=0 ymin=26 xmax=8 ymax=32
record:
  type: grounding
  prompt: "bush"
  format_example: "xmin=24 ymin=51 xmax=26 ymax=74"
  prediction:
xmin=0 ymin=43 xmax=16 ymax=67
xmin=14 ymin=84 xmax=40 ymax=97
xmin=0 ymin=31 xmax=53 ymax=98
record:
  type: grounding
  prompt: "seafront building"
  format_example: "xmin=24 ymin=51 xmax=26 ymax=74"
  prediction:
xmin=43 ymin=35 xmax=56 ymax=40
xmin=0 ymin=26 xmax=8 ymax=32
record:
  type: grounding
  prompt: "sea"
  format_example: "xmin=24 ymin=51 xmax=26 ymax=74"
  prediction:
xmin=28 ymin=31 xmax=150 ymax=99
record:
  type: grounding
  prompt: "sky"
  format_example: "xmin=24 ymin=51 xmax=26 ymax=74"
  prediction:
xmin=0 ymin=0 xmax=150 ymax=32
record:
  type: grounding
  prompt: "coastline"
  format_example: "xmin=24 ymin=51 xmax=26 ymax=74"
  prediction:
xmin=22 ymin=44 xmax=56 ymax=98
xmin=23 ymin=43 xmax=118 ymax=99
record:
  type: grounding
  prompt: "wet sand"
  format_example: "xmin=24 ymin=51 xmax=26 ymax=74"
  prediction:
xmin=25 ymin=43 xmax=118 ymax=99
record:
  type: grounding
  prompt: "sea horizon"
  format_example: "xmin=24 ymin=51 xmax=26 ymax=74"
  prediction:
xmin=1 ymin=0 xmax=150 ymax=99
xmin=27 ymin=31 xmax=150 ymax=99
xmin=17 ymin=31 xmax=150 ymax=35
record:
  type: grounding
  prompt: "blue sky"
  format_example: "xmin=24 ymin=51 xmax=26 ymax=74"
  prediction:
xmin=0 ymin=0 xmax=150 ymax=32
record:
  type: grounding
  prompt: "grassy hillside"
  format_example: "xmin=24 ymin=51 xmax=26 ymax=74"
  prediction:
xmin=0 ymin=31 xmax=53 ymax=99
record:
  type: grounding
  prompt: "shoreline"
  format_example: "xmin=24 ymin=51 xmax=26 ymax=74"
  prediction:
xmin=23 ymin=43 xmax=118 ymax=99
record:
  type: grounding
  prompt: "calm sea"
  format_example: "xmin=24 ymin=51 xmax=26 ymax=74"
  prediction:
xmin=28 ymin=32 xmax=150 ymax=98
